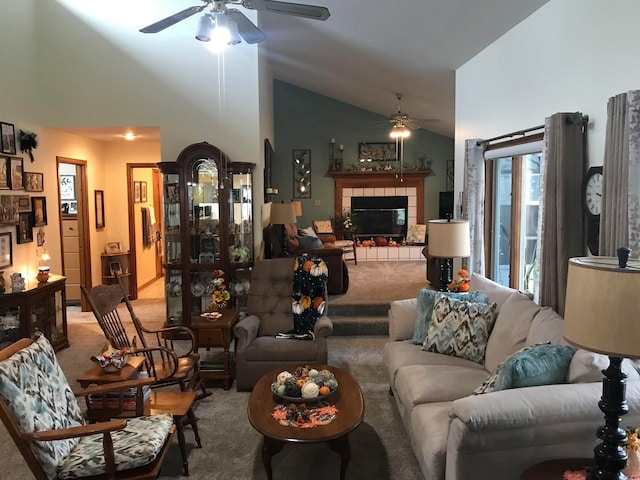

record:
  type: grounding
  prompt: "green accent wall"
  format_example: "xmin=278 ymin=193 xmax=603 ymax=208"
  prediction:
xmin=272 ymin=80 xmax=454 ymax=227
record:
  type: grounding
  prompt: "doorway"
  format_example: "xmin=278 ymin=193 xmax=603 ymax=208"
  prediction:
xmin=127 ymin=164 xmax=163 ymax=298
xmin=57 ymin=158 xmax=91 ymax=309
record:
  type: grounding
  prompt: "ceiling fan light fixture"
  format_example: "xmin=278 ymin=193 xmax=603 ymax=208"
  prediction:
xmin=195 ymin=13 xmax=214 ymax=42
xmin=205 ymin=12 xmax=232 ymax=52
xmin=390 ymin=123 xmax=411 ymax=139
xmin=226 ymin=16 xmax=242 ymax=45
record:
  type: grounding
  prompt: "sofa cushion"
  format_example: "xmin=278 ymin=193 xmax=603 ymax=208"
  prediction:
xmin=422 ymin=294 xmax=497 ymax=364
xmin=409 ymin=289 xmax=489 ymax=345
xmin=313 ymin=220 xmax=333 ymax=233
xmin=409 ymin=403 xmax=452 ymax=480
xmin=298 ymin=226 xmax=318 ymax=238
xmin=469 ymin=273 xmax=520 ymax=313
xmin=525 ymin=307 xmax=567 ymax=346
xmin=298 ymin=234 xmax=324 ymax=249
xmin=568 ymin=349 xmax=640 ymax=383
xmin=284 ymin=223 xmax=299 ymax=253
xmin=395 ymin=364 xmax=489 ymax=405
xmin=484 ymin=292 xmax=542 ymax=372
xmin=475 ymin=343 xmax=577 ymax=394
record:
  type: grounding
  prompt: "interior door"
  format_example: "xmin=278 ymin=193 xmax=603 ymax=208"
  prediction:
xmin=57 ymin=158 xmax=92 ymax=309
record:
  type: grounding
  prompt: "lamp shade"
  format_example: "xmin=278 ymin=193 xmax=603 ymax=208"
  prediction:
xmin=564 ymin=256 xmax=640 ymax=359
xmin=270 ymin=202 xmax=297 ymax=225
xmin=428 ymin=219 xmax=470 ymax=258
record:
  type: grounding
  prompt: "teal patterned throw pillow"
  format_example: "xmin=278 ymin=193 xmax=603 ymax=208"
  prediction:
xmin=422 ymin=294 xmax=497 ymax=364
xmin=409 ymin=289 xmax=489 ymax=345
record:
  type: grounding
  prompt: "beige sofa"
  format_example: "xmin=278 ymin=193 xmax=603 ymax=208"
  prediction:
xmin=383 ymin=273 xmax=640 ymax=480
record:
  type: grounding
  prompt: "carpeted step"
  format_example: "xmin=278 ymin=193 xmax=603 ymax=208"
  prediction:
xmin=331 ymin=315 xmax=388 ymax=336
xmin=328 ymin=302 xmax=390 ymax=317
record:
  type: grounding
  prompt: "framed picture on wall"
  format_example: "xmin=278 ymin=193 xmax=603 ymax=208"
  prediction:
xmin=0 ymin=123 xmax=16 ymax=155
xmin=9 ymin=157 xmax=23 ymax=190
xmin=105 ymin=241 xmax=123 ymax=254
xmin=23 ymin=172 xmax=44 ymax=192
xmin=140 ymin=181 xmax=147 ymax=203
xmin=17 ymin=195 xmax=30 ymax=213
xmin=0 ymin=232 xmax=12 ymax=268
xmin=31 ymin=196 xmax=47 ymax=226
xmin=95 ymin=190 xmax=105 ymax=229
xmin=0 ymin=156 xmax=9 ymax=190
xmin=16 ymin=213 xmax=33 ymax=244
xmin=134 ymin=181 xmax=141 ymax=203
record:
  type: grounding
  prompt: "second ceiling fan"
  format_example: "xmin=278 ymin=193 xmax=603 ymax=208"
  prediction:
xmin=140 ymin=0 xmax=330 ymax=45
xmin=389 ymin=93 xmax=439 ymax=137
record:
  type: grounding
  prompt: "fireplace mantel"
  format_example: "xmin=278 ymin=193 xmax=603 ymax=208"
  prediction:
xmin=329 ymin=169 xmax=432 ymax=224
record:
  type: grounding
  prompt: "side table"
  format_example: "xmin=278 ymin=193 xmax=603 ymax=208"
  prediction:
xmin=520 ymin=458 xmax=594 ymax=479
xmin=191 ymin=308 xmax=239 ymax=390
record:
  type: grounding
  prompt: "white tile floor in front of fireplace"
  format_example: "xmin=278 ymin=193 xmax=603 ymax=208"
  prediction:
xmin=356 ymin=245 xmax=425 ymax=261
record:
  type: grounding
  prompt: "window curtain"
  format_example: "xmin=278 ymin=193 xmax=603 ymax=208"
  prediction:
xmin=600 ymin=90 xmax=640 ymax=258
xmin=537 ymin=112 xmax=587 ymax=315
xmin=462 ymin=139 xmax=487 ymax=275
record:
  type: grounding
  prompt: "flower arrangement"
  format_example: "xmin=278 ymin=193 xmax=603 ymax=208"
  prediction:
xmin=625 ymin=427 xmax=640 ymax=451
xmin=210 ymin=269 xmax=231 ymax=309
xmin=334 ymin=213 xmax=355 ymax=232
xmin=448 ymin=269 xmax=470 ymax=292
xmin=229 ymin=244 xmax=250 ymax=263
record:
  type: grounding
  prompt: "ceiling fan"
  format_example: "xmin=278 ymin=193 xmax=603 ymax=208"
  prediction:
xmin=140 ymin=0 xmax=330 ymax=45
xmin=389 ymin=93 xmax=439 ymax=132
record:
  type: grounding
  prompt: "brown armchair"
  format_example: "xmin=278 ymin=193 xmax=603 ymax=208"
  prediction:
xmin=263 ymin=223 xmax=349 ymax=294
xmin=233 ymin=257 xmax=333 ymax=391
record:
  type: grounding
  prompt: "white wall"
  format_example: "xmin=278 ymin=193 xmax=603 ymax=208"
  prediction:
xmin=455 ymin=0 xmax=640 ymax=192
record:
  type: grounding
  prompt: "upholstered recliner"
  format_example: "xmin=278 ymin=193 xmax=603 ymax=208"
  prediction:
xmin=263 ymin=223 xmax=349 ymax=294
xmin=233 ymin=258 xmax=333 ymax=391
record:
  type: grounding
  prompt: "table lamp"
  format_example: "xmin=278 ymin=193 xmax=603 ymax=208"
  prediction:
xmin=270 ymin=202 xmax=297 ymax=256
xmin=427 ymin=218 xmax=470 ymax=291
xmin=564 ymin=248 xmax=640 ymax=479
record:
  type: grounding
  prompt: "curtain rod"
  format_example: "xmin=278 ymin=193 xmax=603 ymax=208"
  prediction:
xmin=477 ymin=125 xmax=545 ymax=146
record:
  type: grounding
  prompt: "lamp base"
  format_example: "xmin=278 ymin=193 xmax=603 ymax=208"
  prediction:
xmin=588 ymin=356 xmax=629 ymax=480
xmin=438 ymin=258 xmax=452 ymax=292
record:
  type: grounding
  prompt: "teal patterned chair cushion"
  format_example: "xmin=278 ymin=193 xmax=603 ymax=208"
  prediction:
xmin=0 ymin=333 xmax=85 ymax=479
xmin=474 ymin=343 xmax=578 ymax=394
xmin=409 ymin=289 xmax=489 ymax=345
xmin=0 ymin=334 xmax=174 ymax=479
xmin=57 ymin=414 xmax=174 ymax=479
xmin=422 ymin=294 xmax=497 ymax=364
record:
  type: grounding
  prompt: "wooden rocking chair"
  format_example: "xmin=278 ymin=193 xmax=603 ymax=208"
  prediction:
xmin=0 ymin=335 xmax=176 ymax=479
xmin=81 ymin=275 xmax=210 ymax=399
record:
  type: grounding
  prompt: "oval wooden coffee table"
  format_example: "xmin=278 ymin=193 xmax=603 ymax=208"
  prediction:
xmin=248 ymin=364 xmax=364 ymax=480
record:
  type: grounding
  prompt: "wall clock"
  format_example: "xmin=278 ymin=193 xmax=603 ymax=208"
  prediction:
xmin=583 ymin=166 xmax=603 ymax=255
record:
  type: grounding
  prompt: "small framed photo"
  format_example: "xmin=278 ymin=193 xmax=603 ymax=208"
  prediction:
xmin=9 ymin=157 xmax=23 ymax=190
xmin=23 ymin=172 xmax=44 ymax=192
xmin=16 ymin=213 xmax=33 ymax=244
xmin=134 ymin=181 xmax=141 ymax=203
xmin=17 ymin=195 xmax=30 ymax=213
xmin=105 ymin=241 xmax=123 ymax=254
xmin=140 ymin=181 xmax=147 ymax=203
xmin=0 ymin=156 xmax=9 ymax=190
xmin=0 ymin=232 xmax=12 ymax=268
xmin=109 ymin=261 xmax=122 ymax=275
xmin=406 ymin=224 xmax=427 ymax=245
xmin=95 ymin=190 xmax=105 ymax=229
xmin=60 ymin=175 xmax=75 ymax=200
xmin=31 ymin=196 xmax=47 ymax=226
xmin=0 ymin=195 xmax=19 ymax=224
xmin=0 ymin=123 xmax=16 ymax=155
xmin=165 ymin=183 xmax=179 ymax=202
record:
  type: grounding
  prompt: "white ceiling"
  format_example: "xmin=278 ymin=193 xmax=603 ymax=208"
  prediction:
xmin=61 ymin=0 xmax=549 ymax=142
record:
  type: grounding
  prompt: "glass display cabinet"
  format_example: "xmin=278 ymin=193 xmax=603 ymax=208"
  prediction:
xmin=157 ymin=142 xmax=255 ymax=330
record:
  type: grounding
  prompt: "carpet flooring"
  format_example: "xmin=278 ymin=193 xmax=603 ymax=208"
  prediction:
xmin=0 ymin=321 xmax=424 ymax=480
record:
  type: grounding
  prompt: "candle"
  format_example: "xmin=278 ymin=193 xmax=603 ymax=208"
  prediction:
xmin=331 ymin=138 xmax=336 ymax=144
xmin=339 ymin=144 xmax=344 ymax=151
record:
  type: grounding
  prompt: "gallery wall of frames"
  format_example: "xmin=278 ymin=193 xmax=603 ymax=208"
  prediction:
xmin=0 ymin=121 xmax=47 ymax=269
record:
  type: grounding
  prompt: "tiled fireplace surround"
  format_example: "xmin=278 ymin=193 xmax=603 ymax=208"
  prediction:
xmin=330 ymin=171 xmax=431 ymax=262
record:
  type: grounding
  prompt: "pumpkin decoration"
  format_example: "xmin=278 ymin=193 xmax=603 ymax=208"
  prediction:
xmin=310 ymin=261 xmax=327 ymax=276
xmin=292 ymin=300 xmax=304 ymax=314
xmin=375 ymin=236 xmax=388 ymax=246
xmin=303 ymin=260 xmax=315 ymax=272
xmin=300 ymin=295 xmax=312 ymax=309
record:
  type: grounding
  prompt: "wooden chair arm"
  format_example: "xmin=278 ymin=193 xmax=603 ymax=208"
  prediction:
xmin=74 ymin=377 xmax=155 ymax=398
xmin=22 ymin=419 xmax=127 ymax=442
xmin=133 ymin=347 xmax=180 ymax=380
xmin=137 ymin=323 xmax=198 ymax=355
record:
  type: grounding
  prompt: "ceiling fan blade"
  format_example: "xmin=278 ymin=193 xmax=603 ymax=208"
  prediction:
xmin=405 ymin=118 xmax=421 ymax=130
xmin=227 ymin=10 xmax=267 ymax=44
xmin=242 ymin=0 xmax=330 ymax=20
xmin=139 ymin=5 xmax=206 ymax=34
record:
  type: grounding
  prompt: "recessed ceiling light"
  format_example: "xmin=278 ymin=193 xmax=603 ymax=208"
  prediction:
xmin=123 ymin=133 xmax=138 ymax=141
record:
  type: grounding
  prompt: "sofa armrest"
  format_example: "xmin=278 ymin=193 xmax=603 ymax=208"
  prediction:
xmin=295 ymin=247 xmax=344 ymax=257
xmin=388 ymin=298 xmax=418 ymax=341
xmin=233 ymin=314 xmax=260 ymax=350
xmin=450 ymin=381 xmax=640 ymax=431
xmin=314 ymin=315 xmax=333 ymax=338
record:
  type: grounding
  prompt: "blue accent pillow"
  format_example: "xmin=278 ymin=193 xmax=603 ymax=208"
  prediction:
xmin=298 ymin=235 xmax=324 ymax=249
xmin=475 ymin=343 xmax=578 ymax=394
xmin=408 ymin=289 xmax=489 ymax=345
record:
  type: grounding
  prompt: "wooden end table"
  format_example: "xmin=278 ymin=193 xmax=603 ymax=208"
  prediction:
xmin=191 ymin=308 xmax=239 ymax=390
xmin=520 ymin=458 xmax=594 ymax=479
xmin=248 ymin=364 xmax=364 ymax=480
